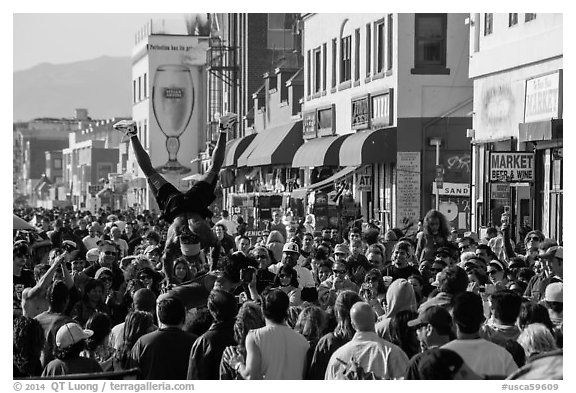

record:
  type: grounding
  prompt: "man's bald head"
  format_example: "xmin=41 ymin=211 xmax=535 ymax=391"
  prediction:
xmin=350 ymin=301 xmax=376 ymax=332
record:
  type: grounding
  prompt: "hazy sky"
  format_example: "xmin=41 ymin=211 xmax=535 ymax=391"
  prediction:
xmin=13 ymin=13 xmax=191 ymax=71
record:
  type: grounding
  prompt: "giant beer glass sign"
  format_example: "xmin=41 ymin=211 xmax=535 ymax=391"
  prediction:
xmin=152 ymin=64 xmax=194 ymax=174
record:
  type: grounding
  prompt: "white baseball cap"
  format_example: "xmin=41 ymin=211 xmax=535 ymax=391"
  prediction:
xmin=56 ymin=322 xmax=93 ymax=349
xmin=282 ymin=242 xmax=299 ymax=254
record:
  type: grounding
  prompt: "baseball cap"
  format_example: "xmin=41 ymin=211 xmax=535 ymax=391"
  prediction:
xmin=95 ymin=267 xmax=113 ymax=280
xmin=407 ymin=305 xmax=453 ymax=332
xmin=435 ymin=247 xmax=452 ymax=257
xmin=282 ymin=242 xmax=299 ymax=254
xmin=488 ymin=260 xmax=505 ymax=271
xmin=86 ymin=248 xmax=100 ymax=262
xmin=539 ymin=246 xmax=563 ymax=260
xmin=55 ymin=322 xmax=93 ymax=349
xmin=334 ymin=243 xmax=350 ymax=255
xmin=416 ymin=348 xmax=465 ymax=380
xmin=544 ymin=282 xmax=563 ymax=303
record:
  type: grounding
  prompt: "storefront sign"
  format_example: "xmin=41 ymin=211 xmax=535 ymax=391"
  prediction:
xmin=490 ymin=183 xmax=511 ymax=200
xmin=524 ymin=71 xmax=561 ymax=123
xmin=489 ymin=152 xmax=535 ymax=182
xmin=371 ymin=90 xmax=393 ymax=127
xmin=356 ymin=174 xmax=372 ymax=192
xmin=303 ymin=111 xmax=317 ymax=139
xmin=432 ymin=182 xmax=470 ymax=196
xmin=396 ymin=152 xmax=421 ymax=226
xmin=317 ymin=105 xmax=336 ymax=137
xmin=351 ymin=95 xmax=370 ymax=130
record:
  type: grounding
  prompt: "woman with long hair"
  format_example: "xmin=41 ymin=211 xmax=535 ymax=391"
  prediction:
xmin=219 ymin=301 xmax=266 ymax=379
xmin=307 ymin=290 xmax=362 ymax=379
xmin=273 ymin=265 xmax=302 ymax=307
xmin=415 ymin=209 xmax=451 ymax=262
xmin=13 ymin=315 xmax=44 ymax=378
xmin=114 ymin=311 xmax=154 ymax=371
xmin=172 ymin=257 xmax=195 ymax=285
xmin=388 ymin=309 xmax=420 ymax=359
xmin=81 ymin=312 xmax=115 ymax=371
xmin=359 ymin=268 xmax=387 ymax=317
xmin=70 ymin=279 xmax=109 ymax=327
xmin=294 ymin=305 xmax=327 ymax=373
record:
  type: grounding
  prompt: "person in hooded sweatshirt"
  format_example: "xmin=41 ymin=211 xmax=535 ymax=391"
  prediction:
xmin=375 ymin=278 xmax=417 ymax=341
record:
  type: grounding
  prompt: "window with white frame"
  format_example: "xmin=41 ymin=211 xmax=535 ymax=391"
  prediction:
xmin=322 ymin=43 xmax=327 ymax=91
xmin=313 ymin=47 xmax=322 ymax=93
xmin=376 ymin=20 xmax=385 ymax=73
xmin=366 ymin=23 xmax=371 ymax=77
xmin=525 ymin=13 xmax=537 ymax=22
xmin=331 ymin=38 xmax=337 ymax=88
xmin=340 ymin=35 xmax=351 ymax=83
xmin=354 ymin=28 xmax=360 ymax=82
xmin=386 ymin=14 xmax=393 ymax=71
xmin=509 ymin=13 xmax=518 ymax=27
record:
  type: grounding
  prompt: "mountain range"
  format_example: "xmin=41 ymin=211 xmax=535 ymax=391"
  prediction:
xmin=13 ymin=56 xmax=132 ymax=122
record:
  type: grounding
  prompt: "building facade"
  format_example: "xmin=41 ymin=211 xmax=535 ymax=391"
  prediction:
xmin=128 ymin=18 xmax=210 ymax=212
xmin=298 ymin=13 xmax=473 ymax=233
xmin=468 ymin=13 xmax=563 ymax=242
xmin=62 ymin=118 xmax=125 ymax=212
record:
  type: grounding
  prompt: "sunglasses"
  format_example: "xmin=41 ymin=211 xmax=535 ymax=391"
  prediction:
xmin=333 ymin=269 xmax=346 ymax=274
xmin=103 ymin=251 xmax=117 ymax=256
xmin=487 ymin=270 xmax=499 ymax=275
xmin=279 ymin=274 xmax=290 ymax=279
xmin=100 ymin=276 xmax=113 ymax=282
xmin=526 ymin=236 xmax=540 ymax=242
xmin=254 ymin=254 xmax=268 ymax=259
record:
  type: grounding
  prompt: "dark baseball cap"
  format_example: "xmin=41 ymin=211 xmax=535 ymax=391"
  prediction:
xmin=407 ymin=305 xmax=453 ymax=332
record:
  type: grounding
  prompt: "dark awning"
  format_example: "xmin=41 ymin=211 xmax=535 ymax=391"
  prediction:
xmin=223 ymin=133 xmax=257 ymax=168
xmin=519 ymin=119 xmax=562 ymax=142
xmin=292 ymin=134 xmax=351 ymax=167
xmin=308 ymin=166 xmax=358 ymax=191
xmin=237 ymin=121 xmax=303 ymax=167
xmin=339 ymin=127 xmax=397 ymax=166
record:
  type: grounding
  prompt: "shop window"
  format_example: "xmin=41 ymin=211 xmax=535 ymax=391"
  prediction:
xmin=412 ymin=14 xmax=449 ymax=74
xmin=484 ymin=13 xmax=493 ymax=35
xmin=509 ymin=13 xmax=518 ymax=27
xmin=340 ymin=35 xmax=352 ymax=83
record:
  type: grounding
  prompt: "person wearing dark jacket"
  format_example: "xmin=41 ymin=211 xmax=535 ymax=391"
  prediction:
xmin=130 ymin=295 xmax=197 ymax=379
xmin=187 ymin=289 xmax=237 ymax=379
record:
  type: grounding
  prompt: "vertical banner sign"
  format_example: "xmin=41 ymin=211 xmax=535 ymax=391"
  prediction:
xmin=396 ymin=152 xmax=421 ymax=228
xmin=489 ymin=152 xmax=535 ymax=182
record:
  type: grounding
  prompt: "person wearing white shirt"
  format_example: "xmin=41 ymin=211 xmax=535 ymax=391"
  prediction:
xmin=215 ymin=210 xmax=238 ymax=236
xmin=441 ymin=291 xmax=518 ymax=378
xmin=268 ymin=242 xmax=315 ymax=289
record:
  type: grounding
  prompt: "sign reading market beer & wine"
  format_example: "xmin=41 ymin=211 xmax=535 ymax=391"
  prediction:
xmin=489 ymin=152 xmax=535 ymax=182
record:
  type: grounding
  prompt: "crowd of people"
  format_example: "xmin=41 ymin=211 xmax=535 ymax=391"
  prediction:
xmin=13 ymin=204 xmax=563 ymax=380
xmin=13 ymin=118 xmax=562 ymax=380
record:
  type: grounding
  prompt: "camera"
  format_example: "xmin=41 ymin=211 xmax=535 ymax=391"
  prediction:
xmin=240 ymin=266 xmax=256 ymax=283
